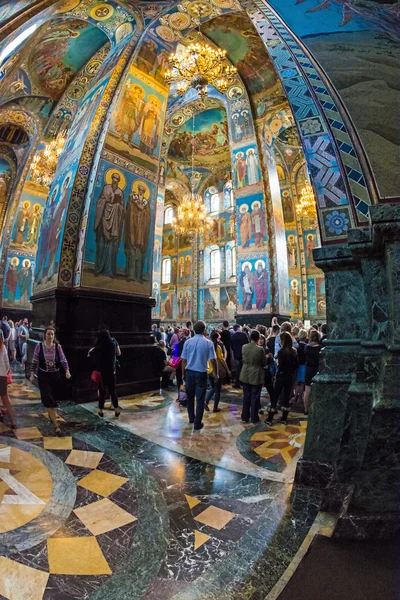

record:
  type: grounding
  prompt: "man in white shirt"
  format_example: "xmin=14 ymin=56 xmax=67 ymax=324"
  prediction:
xmin=181 ymin=320 xmax=217 ymax=431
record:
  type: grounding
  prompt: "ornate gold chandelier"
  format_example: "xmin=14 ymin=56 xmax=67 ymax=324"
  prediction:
xmin=171 ymin=193 xmax=213 ymax=239
xmin=30 ymin=136 xmax=66 ymax=187
xmin=296 ymin=181 xmax=317 ymax=220
xmin=165 ymin=42 xmax=237 ymax=99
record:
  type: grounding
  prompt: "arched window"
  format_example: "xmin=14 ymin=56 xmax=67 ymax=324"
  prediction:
xmin=210 ymin=193 xmax=220 ymax=214
xmin=204 ymin=245 xmax=220 ymax=284
xmin=161 ymin=258 xmax=171 ymax=284
xmin=210 ymin=248 xmax=220 ymax=280
xmin=225 ymin=243 xmax=236 ymax=280
xmin=164 ymin=207 xmax=173 ymax=225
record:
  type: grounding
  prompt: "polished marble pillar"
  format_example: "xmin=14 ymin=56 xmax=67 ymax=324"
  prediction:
xmin=295 ymin=203 xmax=400 ymax=539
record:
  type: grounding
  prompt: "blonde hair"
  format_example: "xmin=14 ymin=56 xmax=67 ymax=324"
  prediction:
xmin=298 ymin=329 xmax=307 ymax=341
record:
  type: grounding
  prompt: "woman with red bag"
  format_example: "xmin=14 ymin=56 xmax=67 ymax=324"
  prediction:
xmin=88 ymin=328 xmax=121 ymax=418
xmin=0 ymin=334 xmax=16 ymax=428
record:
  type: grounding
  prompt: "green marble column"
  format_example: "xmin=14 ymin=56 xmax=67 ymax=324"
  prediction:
xmin=295 ymin=203 xmax=400 ymax=540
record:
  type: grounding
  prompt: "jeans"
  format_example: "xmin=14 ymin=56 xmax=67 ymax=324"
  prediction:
xmin=242 ymin=383 xmax=262 ymax=423
xmin=205 ymin=373 xmax=221 ymax=410
xmin=185 ymin=369 xmax=207 ymax=428
xmin=98 ymin=372 xmax=119 ymax=409
xmin=234 ymin=359 xmax=242 ymax=386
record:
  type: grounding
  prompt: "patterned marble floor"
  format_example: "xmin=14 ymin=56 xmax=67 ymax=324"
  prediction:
xmin=0 ymin=375 xmax=319 ymax=600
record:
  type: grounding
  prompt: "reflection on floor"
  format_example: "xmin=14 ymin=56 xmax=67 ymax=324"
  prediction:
xmin=0 ymin=375 xmax=320 ymax=600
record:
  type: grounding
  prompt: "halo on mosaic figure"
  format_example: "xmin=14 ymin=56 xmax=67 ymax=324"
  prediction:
xmin=105 ymin=168 xmax=126 ymax=189
xmin=156 ymin=25 xmax=175 ymax=42
xmin=235 ymin=151 xmax=244 ymax=159
xmin=22 ymin=259 xmax=31 ymax=268
xmin=148 ymin=95 xmax=162 ymax=108
xmin=291 ymin=279 xmax=298 ymax=288
xmin=10 ymin=257 xmax=19 ymax=267
xmin=239 ymin=204 xmax=248 ymax=213
xmin=90 ymin=3 xmax=114 ymax=21
xmin=50 ymin=185 xmax=59 ymax=203
xmin=255 ymin=259 xmax=265 ymax=270
xmin=22 ymin=200 xmax=30 ymax=209
xmin=132 ymin=179 xmax=150 ymax=197
xmin=62 ymin=170 xmax=73 ymax=191
xmin=242 ymin=261 xmax=252 ymax=271
xmin=251 ymin=201 xmax=261 ymax=210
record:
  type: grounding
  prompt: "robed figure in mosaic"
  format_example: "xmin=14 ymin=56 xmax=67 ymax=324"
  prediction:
xmin=94 ymin=172 xmax=125 ymax=278
xmin=124 ymin=183 xmax=151 ymax=282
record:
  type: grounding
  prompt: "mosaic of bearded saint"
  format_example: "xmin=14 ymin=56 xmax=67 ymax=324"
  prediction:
xmin=124 ymin=182 xmax=151 ymax=283
xmin=115 ymin=83 xmax=145 ymax=144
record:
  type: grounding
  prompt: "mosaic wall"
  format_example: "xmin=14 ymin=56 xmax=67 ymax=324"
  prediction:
xmin=80 ymin=37 xmax=170 ymax=297
xmin=261 ymin=0 xmax=400 ymax=199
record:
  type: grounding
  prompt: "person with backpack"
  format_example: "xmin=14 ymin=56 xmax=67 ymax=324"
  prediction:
xmin=30 ymin=326 xmax=71 ymax=434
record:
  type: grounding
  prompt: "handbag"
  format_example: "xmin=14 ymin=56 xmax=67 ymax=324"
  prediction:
xmin=217 ymin=359 xmax=228 ymax=379
xmin=90 ymin=370 xmax=103 ymax=388
xmin=167 ymin=356 xmax=182 ymax=369
xmin=6 ymin=372 xmax=12 ymax=385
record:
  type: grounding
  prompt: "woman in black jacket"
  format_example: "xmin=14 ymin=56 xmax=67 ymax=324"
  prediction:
xmin=266 ymin=331 xmax=299 ymax=425
xmin=89 ymin=328 xmax=121 ymax=418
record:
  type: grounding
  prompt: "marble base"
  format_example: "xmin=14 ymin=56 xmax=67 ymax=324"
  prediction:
xmin=29 ymin=288 xmax=160 ymax=401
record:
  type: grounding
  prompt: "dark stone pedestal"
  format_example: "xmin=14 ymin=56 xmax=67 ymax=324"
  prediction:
xmin=29 ymin=288 xmax=160 ymax=402
xmin=293 ymin=203 xmax=400 ymax=540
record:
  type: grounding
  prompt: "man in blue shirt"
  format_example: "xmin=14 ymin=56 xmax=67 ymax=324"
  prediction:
xmin=181 ymin=320 xmax=217 ymax=431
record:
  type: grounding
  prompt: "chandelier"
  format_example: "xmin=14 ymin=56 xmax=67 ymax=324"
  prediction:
xmin=171 ymin=111 xmax=212 ymax=239
xmin=165 ymin=42 xmax=237 ymax=99
xmin=171 ymin=192 xmax=213 ymax=239
xmin=296 ymin=181 xmax=317 ymax=220
xmin=30 ymin=136 xmax=66 ymax=187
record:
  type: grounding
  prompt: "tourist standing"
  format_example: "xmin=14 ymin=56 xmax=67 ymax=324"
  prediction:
xmin=205 ymin=331 xmax=230 ymax=413
xmin=30 ymin=326 xmax=71 ymax=434
xmin=267 ymin=331 xmax=299 ymax=425
xmin=7 ymin=320 xmax=17 ymax=364
xmin=293 ymin=329 xmax=307 ymax=404
xmin=88 ymin=328 xmax=121 ymax=418
xmin=18 ymin=318 xmax=29 ymax=360
xmin=181 ymin=320 xmax=217 ymax=431
xmin=220 ymin=320 xmax=232 ymax=374
xmin=240 ymin=330 xmax=267 ymax=424
xmin=303 ymin=329 xmax=322 ymax=414
xmin=231 ymin=324 xmax=248 ymax=388
xmin=0 ymin=334 xmax=16 ymax=428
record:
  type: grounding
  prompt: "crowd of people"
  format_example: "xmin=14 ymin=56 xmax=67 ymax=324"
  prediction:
xmin=152 ymin=318 xmax=325 ymax=430
xmin=0 ymin=312 xmax=324 ymax=436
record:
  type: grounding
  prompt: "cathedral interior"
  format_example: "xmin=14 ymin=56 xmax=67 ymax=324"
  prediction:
xmin=0 ymin=0 xmax=398 ymax=598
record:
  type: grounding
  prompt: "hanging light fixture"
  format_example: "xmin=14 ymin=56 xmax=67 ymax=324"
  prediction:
xmin=171 ymin=113 xmax=213 ymax=240
xmin=30 ymin=135 xmax=66 ymax=187
xmin=296 ymin=180 xmax=317 ymax=220
xmin=165 ymin=43 xmax=237 ymax=99
xmin=164 ymin=4 xmax=237 ymax=101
